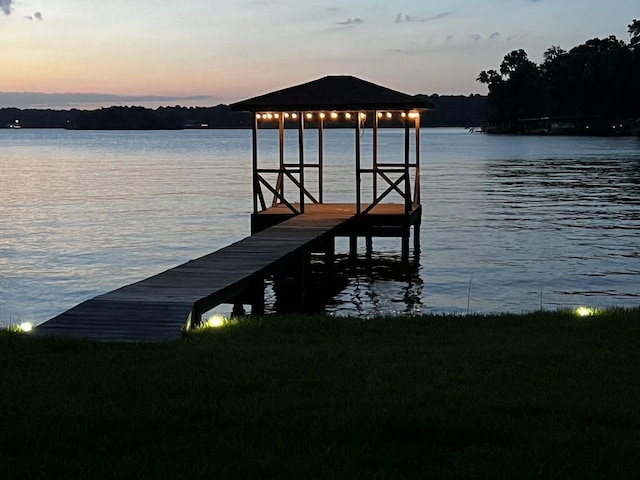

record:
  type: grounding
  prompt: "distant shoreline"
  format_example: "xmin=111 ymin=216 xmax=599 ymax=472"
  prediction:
xmin=1 ymin=95 xmax=488 ymax=130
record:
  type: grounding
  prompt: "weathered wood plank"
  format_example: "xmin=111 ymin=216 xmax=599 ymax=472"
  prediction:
xmin=36 ymin=212 xmax=354 ymax=342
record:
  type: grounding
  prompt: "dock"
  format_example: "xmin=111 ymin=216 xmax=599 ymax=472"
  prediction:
xmin=36 ymin=211 xmax=354 ymax=342
xmin=35 ymin=76 xmax=431 ymax=342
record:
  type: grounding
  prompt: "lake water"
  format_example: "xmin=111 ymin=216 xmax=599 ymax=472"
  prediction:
xmin=1 ymin=128 xmax=639 ymax=327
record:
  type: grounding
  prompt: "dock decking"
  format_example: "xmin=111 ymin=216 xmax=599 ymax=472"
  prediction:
xmin=36 ymin=212 xmax=354 ymax=342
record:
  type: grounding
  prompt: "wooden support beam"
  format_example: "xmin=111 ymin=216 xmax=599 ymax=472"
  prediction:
xmin=350 ymin=235 xmax=358 ymax=259
xmin=325 ymin=236 xmax=335 ymax=264
xmin=355 ymin=114 xmax=362 ymax=214
xmin=401 ymin=229 xmax=410 ymax=261
xmin=414 ymin=115 xmax=421 ymax=207
xmin=298 ymin=113 xmax=305 ymax=213
xmin=318 ymin=114 xmax=324 ymax=203
xmin=373 ymin=111 xmax=378 ymax=202
xmin=404 ymin=118 xmax=411 ymax=213
xmin=273 ymin=113 xmax=285 ymax=207
xmin=252 ymin=113 xmax=259 ymax=214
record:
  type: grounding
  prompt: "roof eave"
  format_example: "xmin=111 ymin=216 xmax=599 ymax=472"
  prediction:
xmin=230 ymin=101 xmax=435 ymax=112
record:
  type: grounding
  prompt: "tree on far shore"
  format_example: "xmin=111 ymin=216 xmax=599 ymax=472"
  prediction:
xmin=629 ymin=19 xmax=640 ymax=46
xmin=478 ymin=19 xmax=640 ymax=133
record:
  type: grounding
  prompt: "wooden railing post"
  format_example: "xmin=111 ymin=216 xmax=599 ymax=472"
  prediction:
xmin=298 ymin=113 xmax=305 ymax=213
xmin=373 ymin=111 xmax=378 ymax=204
xmin=404 ymin=116 xmax=411 ymax=213
xmin=273 ymin=112 xmax=285 ymax=207
xmin=414 ymin=114 xmax=421 ymax=207
xmin=318 ymin=113 xmax=324 ymax=204
xmin=252 ymin=113 xmax=259 ymax=213
xmin=355 ymin=113 xmax=362 ymax=214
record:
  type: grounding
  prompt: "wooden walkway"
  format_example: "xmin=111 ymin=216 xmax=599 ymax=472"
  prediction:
xmin=35 ymin=213 xmax=353 ymax=342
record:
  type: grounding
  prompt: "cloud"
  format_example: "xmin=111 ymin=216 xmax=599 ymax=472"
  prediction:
xmin=0 ymin=92 xmax=215 ymax=109
xmin=25 ymin=12 xmax=43 ymax=21
xmin=336 ymin=17 xmax=364 ymax=26
xmin=468 ymin=34 xmax=482 ymax=42
xmin=395 ymin=13 xmax=415 ymax=23
xmin=395 ymin=11 xmax=451 ymax=23
xmin=1 ymin=0 xmax=13 ymax=16
xmin=489 ymin=32 xmax=500 ymax=39
xmin=426 ymin=12 xmax=452 ymax=21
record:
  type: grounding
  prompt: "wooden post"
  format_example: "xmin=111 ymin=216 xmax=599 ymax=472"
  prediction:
xmin=402 ymin=230 xmax=410 ymax=262
xmin=298 ymin=113 xmax=305 ymax=213
xmin=273 ymin=112 xmax=285 ymax=207
xmin=319 ymin=114 xmax=324 ymax=204
xmin=414 ymin=114 xmax=421 ymax=208
xmin=355 ymin=113 xmax=362 ymax=214
xmin=232 ymin=302 xmax=246 ymax=317
xmin=413 ymin=114 xmax=422 ymax=254
xmin=373 ymin=111 xmax=378 ymax=203
xmin=191 ymin=301 xmax=203 ymax=329
xmin=403 ymin=116 xmax=411 ymax=260
xmin=350 ymin=235 xmax=358 ymax=260
xmin=325 ymin=235 xmax=335 ymax=264
xmin=252 ymin=113 xmax=259 ymax=214
xmin=404 ymin=117 xmax=411 ymax=214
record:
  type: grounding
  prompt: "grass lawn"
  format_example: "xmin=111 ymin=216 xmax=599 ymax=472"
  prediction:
xmin=1 ymin=309 xmax=639 ymax=479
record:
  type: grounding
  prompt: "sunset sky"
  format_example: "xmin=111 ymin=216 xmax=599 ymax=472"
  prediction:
xmin=1 ymin=0 xmax=637 ymax=108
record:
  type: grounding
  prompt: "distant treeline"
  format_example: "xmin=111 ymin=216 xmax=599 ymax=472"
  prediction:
xmin=0 ymin=105 xmax=249 ymax=130
xmin=423 ymin=94 xmax=487 ymax=127
xmin=0 ymin=95 xmax=487 ymax=130
xmin=477 ymin=19 xmax=640 ymax=135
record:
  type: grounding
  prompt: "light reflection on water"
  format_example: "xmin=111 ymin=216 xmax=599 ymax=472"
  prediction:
xmin=1 ymin=128 xmax=639 ymax=326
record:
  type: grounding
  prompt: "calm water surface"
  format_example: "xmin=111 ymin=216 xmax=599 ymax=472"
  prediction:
xmin=1 ymin=128 xmax=639 ymax=327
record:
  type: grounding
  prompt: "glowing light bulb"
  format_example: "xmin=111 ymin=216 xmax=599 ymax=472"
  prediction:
xmin=256 ymin=114 xmax=262 ymax=119
xmin=291 ymin=113 xmax=298 ymax=119
xmin=19 ymin=322 xmax=33 ymax=333
xmin=319 ymin=113 xmax=326 ymax=119
xmin=575 ymin=307 xmax=595 ymax=317
xmin=330 ymin=112 xmax=338 ymax=119
xmin=377 ymin=112 xmax=383 ymax=118
xmin=206 ymin=315 xmax=226 ymax=328
xmin=306 ymin=113 xmax=313 ymax=119
xmin=386 ymin=112 xmax=392 ymax=119
xmin=345 ymin=113 xmax=352 ymax=120
xmin=284 ymin=112 xmax=290 ymax=118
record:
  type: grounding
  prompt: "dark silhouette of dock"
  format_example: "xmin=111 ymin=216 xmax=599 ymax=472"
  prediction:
xmin=37 ymin=212 xmax=354 ymax=342
xmin=36 ymin=76 xmax=431 ymax=342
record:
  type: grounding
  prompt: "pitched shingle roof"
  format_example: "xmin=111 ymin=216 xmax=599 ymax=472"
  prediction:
xmin=230 ymin=75 xmax=434 ymax=112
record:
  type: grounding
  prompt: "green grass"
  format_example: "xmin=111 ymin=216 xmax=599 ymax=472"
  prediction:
xmin=1 ymin=309 xmax=640 ymax=479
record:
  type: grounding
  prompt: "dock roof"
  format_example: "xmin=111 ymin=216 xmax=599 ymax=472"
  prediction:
xmin=230 ymin=75 xmax=434 ymax=112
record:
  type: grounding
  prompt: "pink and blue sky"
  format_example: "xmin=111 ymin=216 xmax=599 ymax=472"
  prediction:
xmin=1 ymin=0 xmax=637 ymax=108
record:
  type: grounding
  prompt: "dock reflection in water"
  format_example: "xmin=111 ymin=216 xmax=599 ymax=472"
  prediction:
xmin=265 ymin=251 xmax=423 ymax=318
